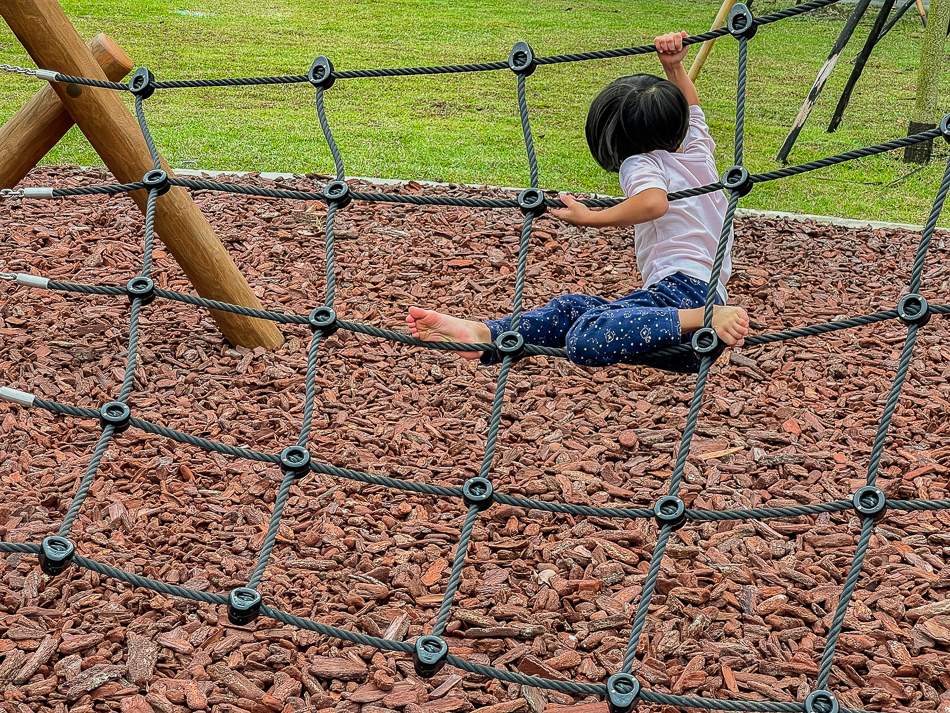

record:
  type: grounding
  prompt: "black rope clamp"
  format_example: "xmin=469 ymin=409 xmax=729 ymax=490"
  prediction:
xmin=324 ymin=180 xmax=352 ymax=208
xmin=462 ymin=477 xmax=494 ymax=511
xmin=142 ymin=169 xmax=171 ymax=196
xmin=227 ymin=587 xmax=262 ymax=626
xmin=413 ymin=635 xmax=449 ymax=678
xmin=39 ymin=536 xmax=75 ymax=576
xmin=128 ymin=67 xmax=156 ymax=99
xmin=508 ymin=41 xmax=537 ymax=76
xmin=853 ymin=485 xmax=887 ymax=521
xmin=100 ymin=401 xmax=131 ymax=434
xmin=280 ymin=445 xmax=312 ymax=478
xmin=308 ymin=56 xmax=335 ymax=89
xmin=606 ymin=673 xmax=641 ymax=713
xmin=127 ymin=276 xmax=155 ymax=306
xmin=691 ymin=326 xmax=724 ymax=361
xmin=804 ymin=691 xmax=840 ymax=713
xmin=496 ymin=331 xmax=525 ymax=362
xmin=940 ymin=113 xmax=950 ymax=145
xmin=518 ymin=188 xmax=546 ymax=216
xmin=654 ymin=495 xmax=687 ymax=530
xmin=897 ymin=293 xmax=930 ymax=326
xmin=728 ymin=3 xmax=757 ymax=39
xmin=309 ymin=306 xmax=338 ymax=335
xmin=721 ymin=166 xmax=752 ymax=197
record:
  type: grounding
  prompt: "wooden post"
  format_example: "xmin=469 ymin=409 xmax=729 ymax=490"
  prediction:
xmin=827 ymin=0 xmax=897 ymax=133
xmin=775 ymin=0 xmax=872 ymax=163
xmin=0 ymin=0 xmax=283 ymax=350
xmin=916 ymin=0 xmax=927 ymax=26
xmin=880 ymin=0 xmax=923 ymax=37
xmin=688 ymin=0 xmax=738 ymax=82
xmin=905 ymin=0 xmax=950 ymax=163
xmin=0 ymin=34 xmax=133 ymax=190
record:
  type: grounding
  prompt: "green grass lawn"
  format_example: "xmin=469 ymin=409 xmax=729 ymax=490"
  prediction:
xmin=0 ymin=0 xmax=948 ymax=224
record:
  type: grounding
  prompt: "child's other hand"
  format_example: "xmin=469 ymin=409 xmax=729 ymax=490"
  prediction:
xmin=551 ymin=193 xmax=593 ymax=226
xmin=655 ymin=30 xmax=689 ymax=68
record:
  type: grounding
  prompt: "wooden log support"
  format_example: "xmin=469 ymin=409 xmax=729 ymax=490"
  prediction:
xmin=688 ymin=0 xmax=738 ymax=82
xmin=0 ymin=33 xmax=132 ymax=190
xmin=0 ymin=0 xmax=284 ymax=350
xmin=827 ymin=0 xmax=897 ymax=133
xmin=775 ymin=0 xmax=872 ymax=163
xmin=879 ymin=0 xmax=922 ymax=38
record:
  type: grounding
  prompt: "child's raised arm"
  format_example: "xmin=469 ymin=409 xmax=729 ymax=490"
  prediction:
xmin=655 ymin=31 xmax=699 ymax=107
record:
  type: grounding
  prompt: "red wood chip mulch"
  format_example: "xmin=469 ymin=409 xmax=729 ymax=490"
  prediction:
xmin=0 ymin=166 xmax=949 ymax=713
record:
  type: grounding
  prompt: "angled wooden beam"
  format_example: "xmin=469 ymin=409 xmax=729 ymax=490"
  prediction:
xmin=0 ymin=0 xmax=283 ymax=350
xmin=775 ymin=0 xmax=872 ymax=163
xmin=688 ymin=0 xmax=738 ymax=82
xmin=828 ymin=0 xmax=897 ymax=133
xmin=0 ymin=34 xmax=133 ymax=190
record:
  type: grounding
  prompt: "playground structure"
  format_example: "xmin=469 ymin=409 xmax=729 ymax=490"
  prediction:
xmin=0 ymin=0 xmax=950 ymax=712
xmin=0 ymin=0 xmax=282 ymax=351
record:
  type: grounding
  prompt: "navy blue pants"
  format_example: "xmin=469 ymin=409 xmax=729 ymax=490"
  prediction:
xmin=482 ymin=272 xmax=722 ymax=373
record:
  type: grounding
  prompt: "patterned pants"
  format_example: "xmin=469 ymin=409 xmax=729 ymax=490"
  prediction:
xmin=482 ymin=272 xmax=723 ymax=373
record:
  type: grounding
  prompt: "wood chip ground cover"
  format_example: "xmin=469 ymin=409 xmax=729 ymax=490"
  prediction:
xmin=0 ymin=166 xmax=948 ymax=713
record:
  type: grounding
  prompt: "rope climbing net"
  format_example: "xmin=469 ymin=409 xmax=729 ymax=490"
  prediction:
xmin=2 ymin=1 xmax=950 ymax=711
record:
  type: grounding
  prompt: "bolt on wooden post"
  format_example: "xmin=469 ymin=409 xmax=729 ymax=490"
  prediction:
xmin=0 ymin=34 xmax=133 ymax=190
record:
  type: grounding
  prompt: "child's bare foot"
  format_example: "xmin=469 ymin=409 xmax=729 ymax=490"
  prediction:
xmin=679 ymin=305 xmax=749 ymax=347
xmin=711 ymin=305 xmax=749 ymax=347
xmin=406 ymin=306 xmax=492 ymax=360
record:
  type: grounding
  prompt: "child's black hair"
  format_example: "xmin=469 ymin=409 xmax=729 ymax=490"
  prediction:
xmin=585 ymin=74 xmax=690 ymax=172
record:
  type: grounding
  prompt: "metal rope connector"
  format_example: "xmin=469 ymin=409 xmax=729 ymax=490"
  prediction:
xmin=1 ymin=188 xmax=55 ymax=199
xmin=34 ymin=69 xmax=59 ymax=82
xmin=0 ymin=387 xmax=35 ymax=407
xmin=3 ymin=273 xmax=50 ymax=289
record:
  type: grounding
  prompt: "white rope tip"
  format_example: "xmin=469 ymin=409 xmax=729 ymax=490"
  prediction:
xmin=0 ymin=387 xmax=34 ymax=407
xmin=23 ymin=188 xmax=55 ymax=199
xmin=34 ymin=69 xmax=59 ymax=82
xmin=14 ymin=274 xmax=49 ymax=289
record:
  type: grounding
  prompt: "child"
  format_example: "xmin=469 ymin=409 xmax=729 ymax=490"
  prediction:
xmin=406 ymin=31 xmax=749 ymax=373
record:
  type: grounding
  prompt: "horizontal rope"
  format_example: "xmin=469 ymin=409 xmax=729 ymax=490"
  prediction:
xmin=38 ymin=279 xmax=947 ymax=362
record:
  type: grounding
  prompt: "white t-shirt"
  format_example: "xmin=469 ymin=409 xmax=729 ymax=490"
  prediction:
xmin=618 ymin=105 xmax=731 ymax=303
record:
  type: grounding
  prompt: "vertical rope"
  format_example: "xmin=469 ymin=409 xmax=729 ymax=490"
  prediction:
xmin=324 ymin=203 xmax=338 ymax=308
xmin=666 ymin=356 xmax=713 ymax=496
xmin=141 ymin=188 xmax=157 ymax=278
xmin=431 ymin=506 xmax=481 ymax=636
xmin=118 ymin=300 xmax=142 ymax=402
xmin=815 ymin=517 xmax=874 ymax=689
xmin=316 ymin=87 xmax=346 ymax=180
xmin=297 ymin=332 xmax=323 ymax=447
xmin=909 ymin=153 xmax=950 ymax=294
xmin=57 ymin=425 xmax=116 ymax=537
xmin=734 ymin=37 xmax=747 ymax=167
xmin=865 ymin=322 xmax=919 ymax=487
xmin=248 ymin=470 xmax=297 ymax=589
xmin=517 ymin=74 xmax=540 ymax=189
xmin=622 ymin=524 xmax=672 ymax=672
xmin=134 ymin=96 xmax=162 ymax=170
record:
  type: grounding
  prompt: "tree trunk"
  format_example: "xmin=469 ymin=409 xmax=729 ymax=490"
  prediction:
xmin=905 ymin=0 xmax=950 ymax=163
